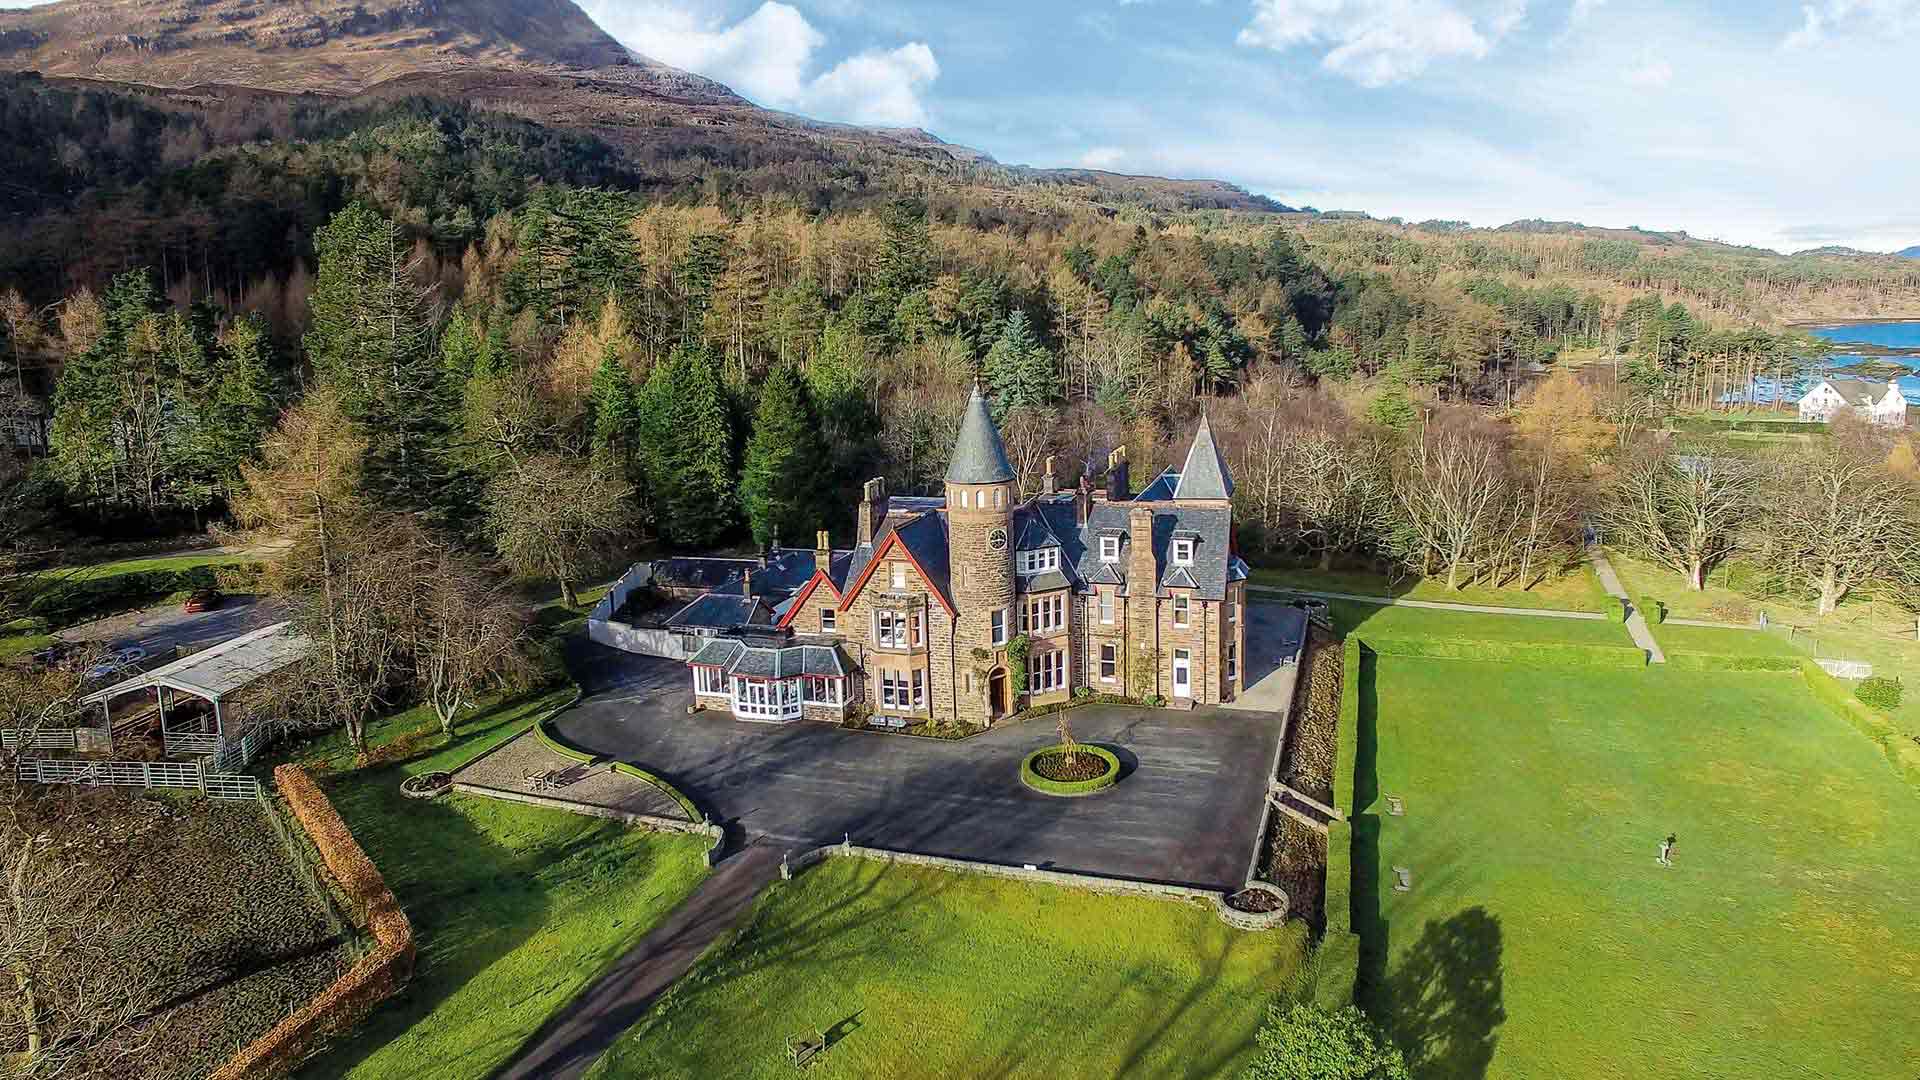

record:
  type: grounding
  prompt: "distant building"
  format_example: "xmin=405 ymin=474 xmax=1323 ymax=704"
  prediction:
xmin=1797 ymin=375 xmax=1909 ymax=426
xmin=673 ymin=387 xmax=1249 ymax=726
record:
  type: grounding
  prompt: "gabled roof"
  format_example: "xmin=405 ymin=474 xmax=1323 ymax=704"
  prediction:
xmin=82 ymin=621 xmax=311 ymax=706
xmin=945 ymin=385 xmax=1015 ymax=484
xmin=1066 ymin=502 xmax=1235 ymax=600
xmin=1814 ymin=375 xmax=1900 ymax=407
xmin=836 ymin=511 xmax=956 ymax=616
xmin=667 ymin=593 xmax=768 ymax=631
xmin=1173 ymin=412 xmax=1234 ymax=501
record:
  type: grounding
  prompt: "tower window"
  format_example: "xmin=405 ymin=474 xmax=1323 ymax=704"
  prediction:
xmin=995 ymin=488 xmax=1005 ymax=508
xmin=991 ymin=608 xmax=1008 ymax=646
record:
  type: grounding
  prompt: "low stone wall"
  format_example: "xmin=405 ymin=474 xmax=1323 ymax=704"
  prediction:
xmin=1215 ymin=881 xmax=1290 ymax=931
xmin=209 ymin=766 xmax=415 ymax=1079
xmin=450 ymin=782 xmax=715 ymax=838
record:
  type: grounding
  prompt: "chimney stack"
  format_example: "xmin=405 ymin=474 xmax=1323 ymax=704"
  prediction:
xmin=857 ymin=477 xmax=890 ymax=545
xmin=1128 ymin=504 xmax=1157 ymax=591
xmin=1043 ymin=455 xmax=1058 ymax=495
xmin=1105 ymin=446 xmax=1131 ymax=502
xmin=1075 ymin=472 xmax=1092 ymax=525
xmin=815 ymin=529 xmax=832 ymax=572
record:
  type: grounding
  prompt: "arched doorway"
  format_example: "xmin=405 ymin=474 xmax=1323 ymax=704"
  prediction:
xmin=988 ymin=668 xmax=1009 ymax=718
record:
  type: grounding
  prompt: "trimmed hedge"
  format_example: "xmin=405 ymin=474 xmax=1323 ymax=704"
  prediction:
xmin=1662 ymin=652 xmax=1802 ymax=672
xmin=1856 ymin=676 xmax=1904 ymax=711
xmin=1019 ymin=743 xmax=1121 ymax=797
xmin=1362 ymin=636 xmax=1647 ymax=669
xmin=1335 ymin=638 xmax=1360 ymax=816
xmin=1309 ymin=637 xmax=1363 ymax=1008
xmin=1607 ymin=597 xmax=1629 ymax=623
xmin=211 ymin=766 xmax=416 ymax=1080
xmin=1800 ymin=660 xmax=1920 ymax=788
xmin=533 ymin=706 xmax=705 ymax=825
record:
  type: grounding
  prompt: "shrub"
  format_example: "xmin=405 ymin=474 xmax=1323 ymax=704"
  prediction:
xmin=1641 ymin=598 xmax=1666 ymax=624
xmin=1019 ymin=743 xmax=1120 ymax=796
xmin=1241 ymin=1003 xmax=1409 ymax=1080
xmin=1361 ymin=636 xmax=1645 ymax=669
xmin=1856 ymin=677 xmax=1904 ymax=712
xmin=1607 ymin=597 xmax=1629 ymax=623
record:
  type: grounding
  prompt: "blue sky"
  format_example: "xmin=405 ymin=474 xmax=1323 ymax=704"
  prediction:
xmin=8 ymin=0 xmax=1918 ymax=252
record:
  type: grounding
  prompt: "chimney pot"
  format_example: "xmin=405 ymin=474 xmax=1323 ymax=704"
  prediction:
xmin=1043 ymin=455 xmax=1057 ymax=495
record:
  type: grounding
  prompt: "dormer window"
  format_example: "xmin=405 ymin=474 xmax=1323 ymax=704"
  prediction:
xmin=1172 ymin=538 xmax=1196 ymax=566
xmin=1099 ymin=535 xmax=1120 ymax=562
xmin=1018 ymin=546 xmax=1061 ymax=575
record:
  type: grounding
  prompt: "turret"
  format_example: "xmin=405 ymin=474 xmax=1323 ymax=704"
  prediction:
xmin=946 ymin=385 xmax=1016 ymax=715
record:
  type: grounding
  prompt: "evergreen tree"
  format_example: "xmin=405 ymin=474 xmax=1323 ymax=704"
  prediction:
xmin=587 ymin=350 xmax=638 ymax=468
xmin=984 ymin=312 xmax=1057 ymax=418
xmin=306 ymin=202 xmax=451 ymax=512
xmin=636 ymin=341 xmax=737 ymax=547
xmin=739 ymin=364 xmax=826 ymax=548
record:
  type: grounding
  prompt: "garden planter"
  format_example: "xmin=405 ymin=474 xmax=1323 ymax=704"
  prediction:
xmin=1020 ymin=744 xmax=1120 ymax=797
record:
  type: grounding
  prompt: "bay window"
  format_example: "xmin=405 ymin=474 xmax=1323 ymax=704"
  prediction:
xmin=1028 ymin=648 xmax=1067 ymax=694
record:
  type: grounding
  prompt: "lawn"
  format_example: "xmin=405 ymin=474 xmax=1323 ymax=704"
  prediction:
xmin=587 ymin=858 xmax=1312 ymax=1080
xmin=1322 ymin=599 xmax=1633 ymax=648
xmin=1354 ymin=656 xmax=1920 ymax=1079
xmin=287 ymin=691 xmax=710 ymax=1080
xmin=1251 ymin=561 xmax=1609 ymax=612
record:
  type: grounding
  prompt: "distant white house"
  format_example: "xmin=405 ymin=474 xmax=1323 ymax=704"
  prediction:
xmin=1797 ymin=375 xmax=1909 ymax=426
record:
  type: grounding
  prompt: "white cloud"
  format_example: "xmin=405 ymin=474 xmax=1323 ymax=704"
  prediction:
xmin=1237 ymin=0 xmax=1528 ymax=87
xmin=1624 ymin=52 xmax=1672 ymax=88
xmin=1568 ymin=0 xmax=1606 ymax=24
xmin=576 ymin=1 xmax=938 ymax=126
xmin=1785 ymin=0 xmax=1920 ymax=48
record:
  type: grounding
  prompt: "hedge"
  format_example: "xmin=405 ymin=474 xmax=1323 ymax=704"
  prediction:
xmin=1361 ymin=636 xmax=1647 ymax=669
xmin=534 ymin=706 xmax=705 ymax=825
xmin=1607 ymin=597 xmax=1629 ymax=623
xmin=1334 ymin=638 xmax=1361 ymax=816
xmin=1018 ymin=743 xmax=1121 ymax=796
xmin=1310 ymin=637 xmax=1363 ymax=1008
xmin=211 ymin=766 xmax=415 ymax=1079
xmin=1661 ymin=652 xmax=1802 ymax=672
xmin=1799 ymin=660 xmax=1920 ymax=789
xmin=1667 ymin=416 xmax=1827 ymax=435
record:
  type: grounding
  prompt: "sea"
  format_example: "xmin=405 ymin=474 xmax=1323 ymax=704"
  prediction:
xmin=1737 ymin=320 xmax=1920 ymax=407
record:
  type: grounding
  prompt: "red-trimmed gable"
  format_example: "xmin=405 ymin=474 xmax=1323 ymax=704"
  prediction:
xmin=838 ymin=529 xmax=958 ymax=618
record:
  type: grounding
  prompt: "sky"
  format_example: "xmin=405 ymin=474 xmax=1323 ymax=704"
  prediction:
xmin=8 ymin=0 xmax=1919 ymax=253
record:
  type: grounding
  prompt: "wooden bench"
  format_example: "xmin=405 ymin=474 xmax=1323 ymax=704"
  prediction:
xmin=786 ymin=1029 xmax=827 ymax=1070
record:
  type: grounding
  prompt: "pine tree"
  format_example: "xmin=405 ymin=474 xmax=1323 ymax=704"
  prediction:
xmin=587 ymin=350 xmax=638 ymax=468
xmin=636 ymin=341 xmax=737 ymax=547
xmin=984 ymin=312 xmax=1057 ymax=417
xmin=740 ymin=365 xmax=825 ymax=548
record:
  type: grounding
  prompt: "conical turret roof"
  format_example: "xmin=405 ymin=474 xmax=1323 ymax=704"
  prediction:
xmin=1173 ymin=412 xmax=1233 ymax=501
xmin=946 ymin=385 xmax=1015 ymax=484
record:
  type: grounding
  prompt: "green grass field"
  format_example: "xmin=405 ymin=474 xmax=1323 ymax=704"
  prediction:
xmin=1251 ymin=562 xmax=1610 ymax=612
xmin=1323 ymin=600 xmax=1633 ymax=648
xmin=288 ymin=692 xmax=709 ymax=1080
xmin=1354 ymin=656 xmax=1920 ymax=1079
xmin=586 ymin=858 xmax=1311 ymax=1080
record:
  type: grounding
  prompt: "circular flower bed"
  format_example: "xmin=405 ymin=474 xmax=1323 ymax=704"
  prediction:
xmin=400 ymin=771 xmax=452 ymax=800
xmin=1020 ymin=744 xmax=1120 ymax=797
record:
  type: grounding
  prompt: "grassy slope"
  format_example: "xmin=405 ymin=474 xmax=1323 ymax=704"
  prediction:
xmin=1357 ymin=658 xmax=1920 ymax=1079
xmin=1251 ymin=562 xmax=1610 ymax=612
xmin=289 ymin=691 xmax=709 ymax=1080
xmin=588 ymin=858 xmax=1310 ymax=1080
xmin=1324 ymin=600 xmax=1634 ymax=647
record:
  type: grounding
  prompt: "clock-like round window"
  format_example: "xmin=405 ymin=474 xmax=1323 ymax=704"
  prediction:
xmin=987 ymin=528 xmax=1008 ymax=552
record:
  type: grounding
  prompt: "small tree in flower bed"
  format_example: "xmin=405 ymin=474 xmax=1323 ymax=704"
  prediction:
xmin=1057 ymin=711 xmax=1078 ymax=767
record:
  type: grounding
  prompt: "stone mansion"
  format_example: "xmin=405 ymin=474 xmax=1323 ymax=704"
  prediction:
xmin=678 ymin=386 xmax=1251 ymax=726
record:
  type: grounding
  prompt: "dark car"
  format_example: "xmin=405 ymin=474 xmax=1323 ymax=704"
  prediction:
xmin=183 ymin=588 xmax=224 ymax=613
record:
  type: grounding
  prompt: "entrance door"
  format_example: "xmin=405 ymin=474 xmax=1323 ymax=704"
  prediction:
xmin=988 ymin=669 xmax=1008 ymax=717
xmin=1172 ymin=649 xmax=1192 ymax=698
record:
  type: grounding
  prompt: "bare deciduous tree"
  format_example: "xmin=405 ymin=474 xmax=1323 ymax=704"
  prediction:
xmin=1393 ymin=424 xmax=1509 ymax=590
xmin=487 ymin=453 xmax=637 ymax=608
xmin=414 ymin=548 xmax=535 ymax=736
xmin=1599 ymin=447 xmax=1762 ymax=590
xmin=1760 ymin=440 xmax=1920 ymax=614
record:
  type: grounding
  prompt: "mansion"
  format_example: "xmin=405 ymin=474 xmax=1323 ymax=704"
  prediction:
xmin=677 ymin=386 xmax=1251 ymax=726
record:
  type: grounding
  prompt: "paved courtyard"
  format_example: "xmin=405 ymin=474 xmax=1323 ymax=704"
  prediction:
xmin=552 ymin=640 xmax=1288 ymax=891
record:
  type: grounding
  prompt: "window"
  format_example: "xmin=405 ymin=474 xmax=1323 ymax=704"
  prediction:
xmin=734 ymin=677 xmax=801 ymax=720
xmin=1172 ymin=538 xmax=1196 ymax=566
xmin=819 ymin=608 xmax=836 ymax=633
xmin=911 ymin=611 xmax=924 ymax=647
xmin=991 ymin=608 xmax=1008 ymax=646
xmin=995 ymin=488 xmax=1005 ymax=507
xmin=1100 ymin=644 xmax=1117 ymax=682
xmin=1228 ymin=600 xmax=1239 ymax=625
xmin=1098 ymin=590 xmax=1114 ymax=625
xmin=875 ymin=610 xmax=908 ymax=648
xmin=912 ymin=669 xmax=926 ymax=707
xmin=696 ymin=666 xmax=726 ymax=694
xmin=804 ymin=676 xmax=844 ymax=705
xmin=1023 ymin=593 xmax=1065 ymax=635
xmin=1172 ymin=594 xmax=1190 ymax=627
xmin=1018 ymin=547 xmax=1061 ymax=575
xmin=1099 ymin=535 xmax=1120 ymax=562
xmin=891 ymin=562 xmax=907 ymax=589
xmin=1226 ymin=641 xmax=1238 ymax=682
xmin=880 ymin=670 xmax=909 ymax=709
xmin=1029 ymin=649 xmax=1067 ymax=694
xmin=959 ymin=490 xmax=970 ymax=509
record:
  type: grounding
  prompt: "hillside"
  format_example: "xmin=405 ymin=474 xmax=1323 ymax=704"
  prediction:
xmin=1901 ymin=246 xmax=1920 ymax=259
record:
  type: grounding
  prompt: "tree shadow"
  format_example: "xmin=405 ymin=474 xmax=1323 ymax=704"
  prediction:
xmin=1376 ymin=908 xmax=1506 ymax=1080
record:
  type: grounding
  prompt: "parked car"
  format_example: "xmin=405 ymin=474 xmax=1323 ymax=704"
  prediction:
xmin=84 ymin=646 xmax=147 ymax=681
xmin=183 ymin=588 xmax=223 ymax=613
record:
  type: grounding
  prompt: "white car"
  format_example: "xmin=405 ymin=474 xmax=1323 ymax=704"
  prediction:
xmin=85 ymin=646 xmax=148 ymax=681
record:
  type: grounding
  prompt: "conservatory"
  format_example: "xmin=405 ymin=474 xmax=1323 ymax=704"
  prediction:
xmin=687 ymin=639 xmax=855 ymax=723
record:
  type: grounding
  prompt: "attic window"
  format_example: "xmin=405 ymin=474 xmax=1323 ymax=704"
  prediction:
xmin=1100 ymin=536 xmax=1120 ymax=562
xmin=1172 ymin=538 xmax=1196 ymax=567
xmin=1019 ymin=547 xmax=1061 ymax=575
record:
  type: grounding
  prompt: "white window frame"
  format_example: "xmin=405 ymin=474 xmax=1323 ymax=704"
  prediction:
xmin=1099 ymin=643 xmax=1117 ymax=682
xmin=1018 ymin=547 xmax=1061 ymax=575
xmin=1098 ymin=590 xmax=1114 ymax=625
xmin=876 ymin=610 xmax=909 ymax=648
xmin=911 ymin=611 xmax=925 ymax=647
xmin=891 ymin=562 xmax=907 ymax=589
xmin=1172 ymin=538 xmax=1195 ymax=566
xmin=1099 ymin=535 xmax=1120 ymax=562
xmin=1228 ymin=599 xmax=1239 ymax=625
xmin=696 ymin=666 xmax=726 ymax=695
xmin=1025 ymin=593 xmax=1065 ymax=635
xmin=880 ymin=670 xmax=909 ymax=710
xmin=912 ymin=668 xmax=926 ymax=708
xmin=1172 ymin=593 xmax=1190 ymax=628
xmin=733 ymin=676 xmax=802 ymax=720
xmin=991 ymin=608 xmax=1008 ymax=646
xmin=1226 ymin=641 xmax=1238 ymax=682
xmin=804 ymin=675 xmax=844 ymax=706
xmin=1172 ymin=649 xmax=1192 ymax=697
xmin=995 ymin=488 xmax=1005 ymax=507
xmin=819 ymin=608 xmax=836 ymax=633
xmin=1028 ymin=648 xmax=1067 ymax=694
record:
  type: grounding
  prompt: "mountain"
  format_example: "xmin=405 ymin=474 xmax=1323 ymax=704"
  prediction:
xmin=0 ymin=0 xmax=1285 ymax=215
xmin=1899 ymin=246 xmax=1920 ymax=258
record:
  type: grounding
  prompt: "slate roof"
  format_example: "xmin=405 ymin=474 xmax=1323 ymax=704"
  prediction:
xmin=1815 ymin=375 xmax=1898 ymax=407
xmin=1064 ymin=501 xmax=1236 ymax=601
xmin=1173 ymin=412 xmax=1234 ymax=500
xmin=686 ymin=638 xmax=849 ymax=678
xmin=1134 ymin=468 xmax=1181 ymax=502
xmin=666 ymin=593 xmax=769 ymax=631
xmin=652 ymin=556 xmax=759 ymax=593
xmin=892 ymin=511 xmax=954 ymax=610
xmin=945 ymin=385 xmax=1015 ymax=484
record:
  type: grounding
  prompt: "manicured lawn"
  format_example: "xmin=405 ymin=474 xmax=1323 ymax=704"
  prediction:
xmin=1653 ymin=623 xmax=1806 ymax=660
xmin=1323 ymin=600 xmax=1633 ymax=647
xmin=288 ymin=692 xmax=710 ymax=1080
xmin=1251 ymin=562 xmax=1609 ymax=612
xmin=1354 ymin=657 xmax=1920 ymax=1079
xmin=587 ymin=859 xmax=1311 ymax=1080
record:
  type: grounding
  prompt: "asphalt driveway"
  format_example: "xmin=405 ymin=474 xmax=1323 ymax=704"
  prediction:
xmin=553 ymin=641 xmax=1285 ymax=892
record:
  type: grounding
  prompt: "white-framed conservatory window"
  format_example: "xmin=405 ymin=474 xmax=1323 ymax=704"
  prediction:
xmin=696 ymin=666 xmax=726 ymax=695
xmin=804 ymin=676 xmax=844 ymax=705
xmin=732 ymin=677 xmax=802 ymax=720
